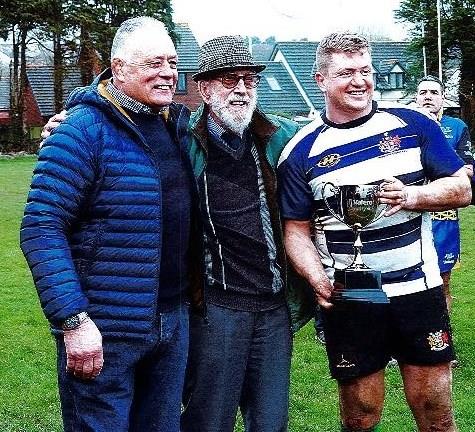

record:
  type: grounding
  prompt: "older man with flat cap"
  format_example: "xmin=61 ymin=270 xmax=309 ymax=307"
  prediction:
xmin=181 ymin=35 xmax=312 ymax=432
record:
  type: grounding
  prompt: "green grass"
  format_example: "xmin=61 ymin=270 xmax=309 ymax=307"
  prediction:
xmin=1 ymin=156 xmax=474 ymax=431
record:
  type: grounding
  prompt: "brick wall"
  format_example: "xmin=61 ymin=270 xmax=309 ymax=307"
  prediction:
xmin=0 ymin=111 xmax=9 ymax=125
xmin=174 ymin=73 xmax=202 ymax=111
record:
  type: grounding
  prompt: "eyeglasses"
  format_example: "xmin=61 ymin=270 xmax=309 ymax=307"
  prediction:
xmin=216 ymin=73 xmax=261 ymax=89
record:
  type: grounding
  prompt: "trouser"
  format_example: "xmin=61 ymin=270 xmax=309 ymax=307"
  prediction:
xmin=56 ymin=305 xmax=189 ymax=432
xmin=181 ymin=303 xmax=292 ymax=432
xmin=314 ymin=304 xmax=324 ymax=333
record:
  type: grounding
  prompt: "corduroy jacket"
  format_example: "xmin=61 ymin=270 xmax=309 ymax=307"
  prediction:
xmin=187 ymin=103 xmax=314 ymax=332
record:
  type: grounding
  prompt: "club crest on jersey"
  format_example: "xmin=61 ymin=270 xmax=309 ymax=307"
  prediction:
xmin=378 ymin=133 xmax=401 ymax=153
xmin=317 ymin=153 xmax=341 ymax=168
xmin=427 ymin=330 xmax=450 ymax=351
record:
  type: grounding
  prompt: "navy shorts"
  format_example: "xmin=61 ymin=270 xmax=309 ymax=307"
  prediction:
xmin=321 ymin=286 xmax=455 ymax=381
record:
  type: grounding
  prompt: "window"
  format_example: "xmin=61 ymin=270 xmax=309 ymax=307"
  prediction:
xmin=389 ymin=72 xmax=404 ymax=89
xmin=29 ymin=126 xmax=42 ymax=139
xmin=265 ymin=76 xmax=282 ymax=91
xmin=176 ymin=73 xmax=187 ymax=93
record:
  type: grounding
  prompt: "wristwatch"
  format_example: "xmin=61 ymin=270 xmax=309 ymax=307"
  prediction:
xmin=62 ymin=312 xmax=89 ymax=331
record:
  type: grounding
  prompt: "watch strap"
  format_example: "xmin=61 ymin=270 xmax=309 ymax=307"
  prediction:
xmin=62 ymin=311 xmax=89 ymax=331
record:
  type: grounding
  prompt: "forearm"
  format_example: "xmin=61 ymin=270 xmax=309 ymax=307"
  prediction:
xmin=404 ymin=171 xmax=471 ymax=211
xmin=284 ymin=220 xmax=333 ymax=306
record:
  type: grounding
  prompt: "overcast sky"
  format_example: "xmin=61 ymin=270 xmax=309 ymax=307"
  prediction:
xmin=172 ymin=0 xmax=409 ymax=44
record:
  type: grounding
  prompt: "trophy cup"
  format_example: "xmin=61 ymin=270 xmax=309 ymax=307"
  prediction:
xmin=322 ymin=183 xmax=389 ymax=304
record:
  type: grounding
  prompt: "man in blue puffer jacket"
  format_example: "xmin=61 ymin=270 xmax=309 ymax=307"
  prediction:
xmin=20 ymin=17 xmax=201 ymax=432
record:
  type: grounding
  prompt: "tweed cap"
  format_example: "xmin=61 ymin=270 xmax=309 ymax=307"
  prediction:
xmin=192 ymin=35 xmax=266 ymax=81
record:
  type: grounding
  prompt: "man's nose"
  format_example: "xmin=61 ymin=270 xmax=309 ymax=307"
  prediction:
xmin=351 ymin=72 xmax=365 ymax=85
xmin=233 ymin=78 xmax=247 ymax=92
xmin=159 ymin=61 xmax=175 ymax=76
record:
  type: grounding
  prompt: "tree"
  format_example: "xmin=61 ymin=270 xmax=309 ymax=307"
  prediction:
xmin=395 ymin=0 xmax=475 ymax=138
xmin=0 ymin=0 xmax=51 ymax=151
xmin=69 ymin=0 xmax=177 ymax=81
xmin=0 ymin=0 xmax=175 ymax=152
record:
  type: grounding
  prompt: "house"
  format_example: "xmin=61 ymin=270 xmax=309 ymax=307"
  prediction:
xmin=371 ymin=41 xmax=412 ymax=103
xmin=269 ymin=41 xmax=323 ymax=117
xmin=174 ymin=23 xmax=201 ymax=110
xmin=25 ymin=67 xmax=83 ymax=137
xmin=256 ymin=61 xmax=309 ymax=118
xmin=0 ymin=78 xmax=9 ymax=125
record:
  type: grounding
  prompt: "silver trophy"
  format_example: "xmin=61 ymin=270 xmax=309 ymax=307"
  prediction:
xmin=322 ymin=183 xmax=389 ymax=304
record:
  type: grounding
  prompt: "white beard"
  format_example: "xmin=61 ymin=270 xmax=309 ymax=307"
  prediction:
xmin=208 ymin=92 xmax=257 ymax=136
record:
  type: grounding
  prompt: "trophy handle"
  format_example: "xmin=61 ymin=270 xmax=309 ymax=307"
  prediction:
xmin=372 ymin=185 xmax=389 ymax=224
xmin=322 ymin=182 xmax=346 ymax=224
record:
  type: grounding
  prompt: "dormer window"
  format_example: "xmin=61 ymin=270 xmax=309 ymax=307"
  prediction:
xmin=388 ymin=64 xmax=405 ymax=89
xmin=389 ymin=72 xmax=404 ymax=89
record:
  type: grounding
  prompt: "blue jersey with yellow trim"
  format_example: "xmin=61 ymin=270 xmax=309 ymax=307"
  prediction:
xmin=431 ymin=115 xmax=473 ymax=272
xmin=278 ymin=102 xmax=464 ymax=298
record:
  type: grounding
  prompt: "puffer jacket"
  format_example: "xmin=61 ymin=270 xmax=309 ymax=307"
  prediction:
xmin=188 ymin=103 xmax=314 ymax=333
xmin=20 ymin=69 xmax=202 ymax=339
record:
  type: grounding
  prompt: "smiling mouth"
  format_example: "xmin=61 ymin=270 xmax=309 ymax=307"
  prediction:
xmin=348 ymin=90 xmax=366 ymax=96
xmin=229 ymin=100 xmax=248 ymax=106
xmin=153 ymin=84 xmax=173 ymax=90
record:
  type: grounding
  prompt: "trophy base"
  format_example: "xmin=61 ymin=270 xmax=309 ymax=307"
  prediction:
xmin=333 ymin=268 xmax=389 ymax=304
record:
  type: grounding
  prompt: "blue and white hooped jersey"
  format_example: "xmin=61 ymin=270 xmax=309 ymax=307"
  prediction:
xmin=278 ymin=101 xmax=465 ymax=298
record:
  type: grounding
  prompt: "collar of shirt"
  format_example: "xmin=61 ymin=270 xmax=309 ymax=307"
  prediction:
xmin=106 ymin=80 xmax=168 ymax=117
xmin=207 ymin=114 xmax=248 ymax=158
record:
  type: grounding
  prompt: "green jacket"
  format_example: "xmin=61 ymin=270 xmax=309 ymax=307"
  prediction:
xmin=187 ymin=103 xmax=314 ymax=333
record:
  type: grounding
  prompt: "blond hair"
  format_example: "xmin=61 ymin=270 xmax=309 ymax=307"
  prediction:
xmin=316 ymin=32 xmax=371 ymax=73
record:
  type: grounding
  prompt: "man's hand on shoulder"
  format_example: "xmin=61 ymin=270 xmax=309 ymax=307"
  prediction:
xmin=465 ymin=164 xmax=474 ymax=178
xmin=63 ymin=316 xmax=103 ymax=380
xmin=40 ymin=110 xmax=67 ymax=142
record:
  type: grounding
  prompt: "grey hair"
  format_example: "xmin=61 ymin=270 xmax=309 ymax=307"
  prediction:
xmin=316 ymin=32 xmax=371 ymax=73
xmin=110 ymin=16 xmax=168 ymax=62
xmin=417 ymin=75 xmax=445 ymax=91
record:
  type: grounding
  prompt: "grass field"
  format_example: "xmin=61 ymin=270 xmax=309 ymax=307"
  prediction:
xmin=1 ymin=156 xmax=474 ymax=431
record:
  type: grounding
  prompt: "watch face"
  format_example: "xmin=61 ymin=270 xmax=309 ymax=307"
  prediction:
xmin=63 ymin=316 xmax=80 ymax=330
xmin=62 ymin=313 xmax=87 ymax=330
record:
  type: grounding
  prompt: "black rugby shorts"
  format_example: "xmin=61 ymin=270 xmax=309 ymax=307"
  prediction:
xmin=321 ymin=286 xmax=455 ymax=381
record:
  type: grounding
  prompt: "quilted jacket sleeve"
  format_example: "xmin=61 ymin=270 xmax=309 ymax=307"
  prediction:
xmin=20 ymin=110 xmax=99 ymax=325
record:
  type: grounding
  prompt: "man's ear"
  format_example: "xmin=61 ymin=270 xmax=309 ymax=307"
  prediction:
xmin=111 ymin=58 xmax=125 ymax=83
xmin=315 ymin=72 xmax=327 ymax=93
xmin=198 ymin=81 xmax=211 ymax=103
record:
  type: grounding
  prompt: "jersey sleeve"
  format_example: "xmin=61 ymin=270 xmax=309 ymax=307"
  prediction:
xmin=454 ymin=124 xmax=474 ymax=164
xmin=420 ymin=116 xmax=465 ymax=181
xmin=277 ymin=146 xmax=314 ymax=221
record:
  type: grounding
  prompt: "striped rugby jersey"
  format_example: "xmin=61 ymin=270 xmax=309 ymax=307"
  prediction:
xmin=277 ymin=101 xmax=464 ymax=298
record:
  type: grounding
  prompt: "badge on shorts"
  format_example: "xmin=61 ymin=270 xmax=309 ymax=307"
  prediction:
xmin=427 ymin=330 xmax=450 ymax=351
xmin=336 ymin=354 xmax=355 ymax=368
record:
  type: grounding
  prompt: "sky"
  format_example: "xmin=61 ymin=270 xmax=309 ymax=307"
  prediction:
xmin=172 ymin=0 xmax=409 ymax=44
